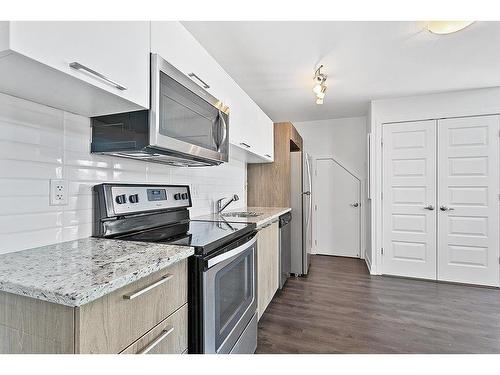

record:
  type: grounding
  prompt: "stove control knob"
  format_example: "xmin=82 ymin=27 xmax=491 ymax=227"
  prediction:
xmin=129 ymin=194 xmax=139 ymax=204
xmin=181 ymin=193 xmax=188 ymax=200
xmin=115 ymin=194 xmax=127 ymax=204
xmin=174 ymin=193 xmax=181 ymax=200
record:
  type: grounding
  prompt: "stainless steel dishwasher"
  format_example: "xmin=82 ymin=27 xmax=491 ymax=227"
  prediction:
xmin=279 ymin=212 xmax=292 ymax=289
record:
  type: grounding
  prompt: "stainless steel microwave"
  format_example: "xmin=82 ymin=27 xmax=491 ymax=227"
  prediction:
xmin=91 ymin=54 xmax=230 ymax=167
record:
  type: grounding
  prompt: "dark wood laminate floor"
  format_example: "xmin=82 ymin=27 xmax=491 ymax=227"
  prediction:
xmin=256 ymin=255 xmax=500 ymax=354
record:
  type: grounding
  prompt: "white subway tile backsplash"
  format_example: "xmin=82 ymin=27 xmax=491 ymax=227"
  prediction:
xmin=0 ymin=140 xmax=63 ymax=164
xmin=0 ymin=92 xmax=247 ymax=254
xmin=0 ymin=178 xmax=50 ymax=196
xmin=0 ymin=212 xmax=63 ymax=234
xmin=0 ymin=228 xmax=63 ymax=255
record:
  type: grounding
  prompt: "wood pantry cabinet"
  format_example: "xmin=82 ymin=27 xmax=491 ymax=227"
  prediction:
xmin=257 ymin=220 xmax=280 ymax=319
xmin=247 ymin=122 xmax=303 ymax=207
xmin=0 ymin=259 xmax=188 ymax=354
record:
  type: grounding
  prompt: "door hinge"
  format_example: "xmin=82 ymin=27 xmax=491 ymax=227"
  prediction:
xmin=381 ymin=247 xmax=384 ymax=255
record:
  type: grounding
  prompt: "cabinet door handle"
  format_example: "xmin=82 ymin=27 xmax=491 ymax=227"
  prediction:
xmin=240 ymin=142 xmax=251 ymax=148
xmin=260 ymin=222 xmax=273 ymax=229
xmin=138 ymin=326 xmax=175 ymax=354
xmin=423 ymin=205 xmax=435 ymax=211
xmin=123 ymin=274 xmax=173 ymax=300
xmin=265 ymin=154 xmax=272 ymax=158
xmin=188 ymin=72 xmax=210 ymax=89
xmin=69 ymin=62 xmax=127 ymax=91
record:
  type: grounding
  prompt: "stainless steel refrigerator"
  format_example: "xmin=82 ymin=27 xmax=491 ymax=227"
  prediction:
xmin=290 ymin=151 xmax=312 ymax=276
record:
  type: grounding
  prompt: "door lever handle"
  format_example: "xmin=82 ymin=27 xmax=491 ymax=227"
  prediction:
xmin=440 ymin=205 xmax=455 ymax=211
xmin=423 ymin=205 xmax=435 ymax=211
xmin=350 ymin=203 xmax=359 ymax=208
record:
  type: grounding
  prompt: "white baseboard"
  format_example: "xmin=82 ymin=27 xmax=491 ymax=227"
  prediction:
xmin=364 ymin=251 xmax=372 ymax=272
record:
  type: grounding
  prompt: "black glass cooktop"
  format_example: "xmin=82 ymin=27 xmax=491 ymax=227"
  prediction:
xmin=117 ymin=220 xmax=255 ymax=255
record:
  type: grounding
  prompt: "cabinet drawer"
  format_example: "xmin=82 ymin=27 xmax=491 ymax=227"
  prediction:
xmin=76 ymin=259 xmax=187 ymax=353
xmin=120 ymin=304 xmax=188 ymax=354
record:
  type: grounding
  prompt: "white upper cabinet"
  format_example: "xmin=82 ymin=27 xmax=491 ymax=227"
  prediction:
xmin=0 ymin=21 xmax=149 ymax=116
xmin=150 ymin=21 xmax=229 ymax=102
xmin=151 ymin=21 xmax=274 ymax=163
xmin=0 ymin=21 xmax=273 ymax=162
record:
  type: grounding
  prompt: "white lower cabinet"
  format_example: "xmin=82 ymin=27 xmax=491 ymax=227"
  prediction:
xmin=0 ymin=21 xmax=150 ymax=116
xmin=382 ymin=115 xmax=500 ymax=287
xmin=257 ymin=221 xmax=280 ymax=319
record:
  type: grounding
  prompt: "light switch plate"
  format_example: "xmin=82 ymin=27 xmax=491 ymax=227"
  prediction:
xmin=50 ymin=179 xmax=68 ymax=206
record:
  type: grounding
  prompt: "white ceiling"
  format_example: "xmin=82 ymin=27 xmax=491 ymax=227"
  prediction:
xmin=182 ymin=21 xmax=500 ymax=122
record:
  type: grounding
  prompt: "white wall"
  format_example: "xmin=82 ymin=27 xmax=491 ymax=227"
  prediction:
xmin=294 ymin=116 xmax=369 ymax=260
xmin=0 ymin=92 xmax=246 ymax=254
xmin=369 ymin=86 xmax=500 ymax=275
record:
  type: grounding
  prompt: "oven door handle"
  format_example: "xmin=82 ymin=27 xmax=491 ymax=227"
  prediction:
xmin=207 ymin=234 xmax=257 ymax=268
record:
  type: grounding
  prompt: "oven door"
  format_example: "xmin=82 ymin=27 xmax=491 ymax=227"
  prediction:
xmin=150 ymin=54 xmax=229 ymax=164
xmin=203 ymin=234 xmax=257 ymax=354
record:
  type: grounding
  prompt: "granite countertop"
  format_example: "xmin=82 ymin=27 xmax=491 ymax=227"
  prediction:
xmin=0 ymin=238 xmax=193 ymax=307
xmin=193 ymin=206 xmax=292 ymax=228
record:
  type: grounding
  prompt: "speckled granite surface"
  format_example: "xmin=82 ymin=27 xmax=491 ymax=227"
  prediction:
xmin=193 ymin=207 xmax=291 ymax=228
xmin=0 ymin=238 xmax=193 ymax=307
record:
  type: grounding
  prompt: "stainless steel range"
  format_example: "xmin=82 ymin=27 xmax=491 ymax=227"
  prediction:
xmin=93 ymin=183 xmax=258 ymax=354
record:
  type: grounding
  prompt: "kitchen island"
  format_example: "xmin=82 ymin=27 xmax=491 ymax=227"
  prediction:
xmin=0 ymin=238 xmax=193 ymax=353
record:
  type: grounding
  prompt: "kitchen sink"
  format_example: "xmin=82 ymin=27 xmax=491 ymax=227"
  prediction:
xmin=221 ymin=211 xmax=262 ymax=218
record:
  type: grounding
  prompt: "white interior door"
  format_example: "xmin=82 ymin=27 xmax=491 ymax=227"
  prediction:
xmin=437 ymin=116 xmax=500 ymax=286
xmin=382 ymin=120 xmax=437 ymax=279
xmin=315 ymin=158 xmax=360 ymax=258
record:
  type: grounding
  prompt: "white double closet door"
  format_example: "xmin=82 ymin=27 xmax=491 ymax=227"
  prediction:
xmin=382 ymin=115 xmax=500 ymax=287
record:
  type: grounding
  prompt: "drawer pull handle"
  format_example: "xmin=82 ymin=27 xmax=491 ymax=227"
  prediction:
xmin=265 ymin=154 xmax=272 ymax=158
xmin=69 ymin=62 xmax=127 ymax=91
xmin=123 ymin=274 xmax=174 ymax=300
xmin=138 ymin=326 xmax=175 ymax=354
xmin=240 ymin=142 xmax=251 ymax=148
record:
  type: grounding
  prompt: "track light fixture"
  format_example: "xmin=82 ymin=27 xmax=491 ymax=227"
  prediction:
xmin=313 ymin=65 xmax=327 ymax=105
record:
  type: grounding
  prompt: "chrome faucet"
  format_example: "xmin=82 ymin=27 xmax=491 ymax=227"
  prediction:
xmin=216 ymin=194 xmax=239 ymax=214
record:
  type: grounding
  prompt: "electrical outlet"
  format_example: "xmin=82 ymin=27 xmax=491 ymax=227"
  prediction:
xmin=50 ymin=179 xmax=68 ymax=206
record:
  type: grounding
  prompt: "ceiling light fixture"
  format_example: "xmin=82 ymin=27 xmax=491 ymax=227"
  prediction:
xmin=427 ymin=21 xmax=474 ymax=35
xmin=313 ymin=65 xmax=327 ymax=105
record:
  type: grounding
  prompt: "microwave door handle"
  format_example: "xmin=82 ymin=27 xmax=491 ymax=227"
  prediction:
xmin=217 ymin=110 xmax=228 ymax=152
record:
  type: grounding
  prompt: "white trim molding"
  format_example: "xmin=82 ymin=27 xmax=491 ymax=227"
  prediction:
xmin=313 ymin=155 xmax=366 ymax=260
xmin=368 ymin=86 xmax=500 ymax=276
